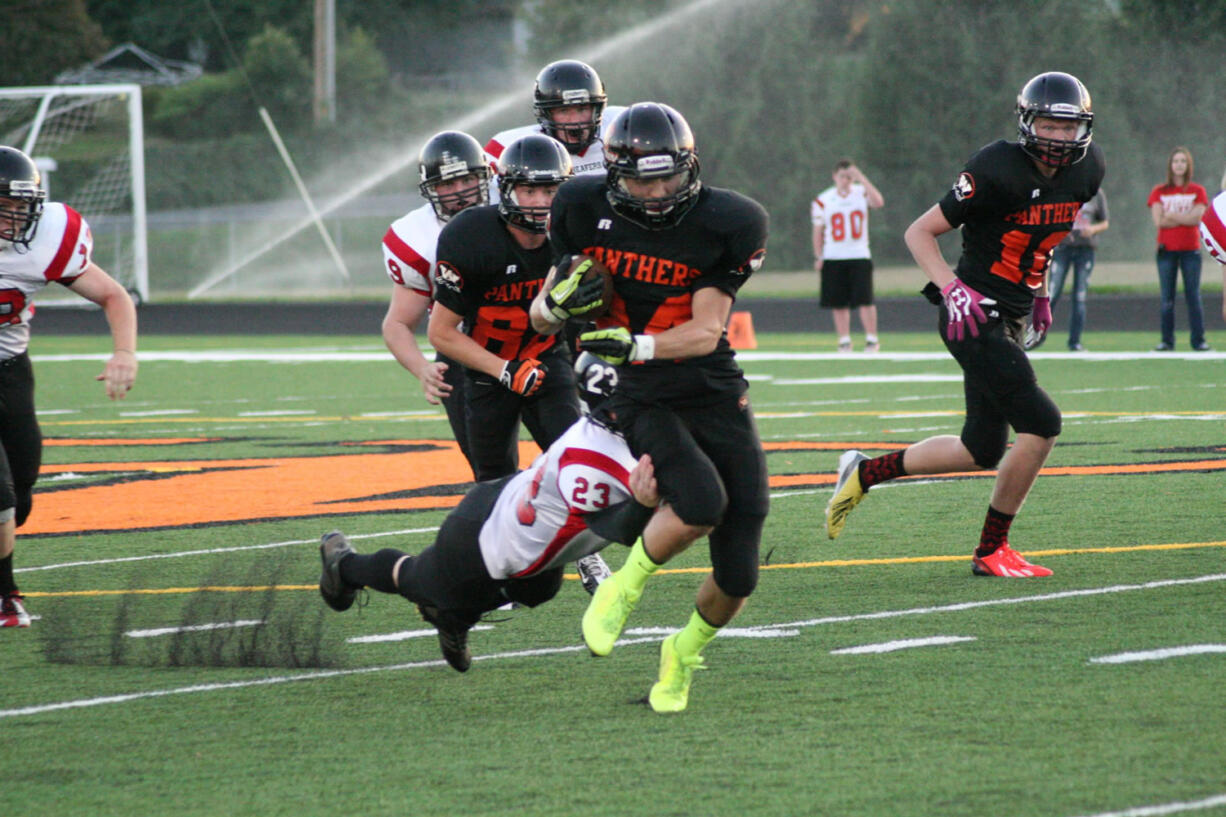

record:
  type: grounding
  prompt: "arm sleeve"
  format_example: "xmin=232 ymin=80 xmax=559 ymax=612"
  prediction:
xmin=584 ymin=498 xmax=654 ymax=545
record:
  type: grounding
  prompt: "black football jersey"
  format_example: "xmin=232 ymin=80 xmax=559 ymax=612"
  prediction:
xmin=550 ymin=175 xmax=768 ymax=405
xmin=434 ymin=205 xmax=560 ymax=362
xmin=938 ymin=140 xmax=1105 ymax=317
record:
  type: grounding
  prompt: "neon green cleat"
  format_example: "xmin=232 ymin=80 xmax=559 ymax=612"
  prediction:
xmin=648 ymin=633 xmax=707 ymax=713
xmin=581 ymin=570 xmax=640 ymax=656
xmin=825 ymin=449 xmax=869 ymax=539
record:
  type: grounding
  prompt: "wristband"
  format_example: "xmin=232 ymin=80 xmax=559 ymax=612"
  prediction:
xmin=630 ymin=334 xmax=655 ymax=361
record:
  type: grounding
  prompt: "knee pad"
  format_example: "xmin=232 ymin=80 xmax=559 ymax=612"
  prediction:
xmin=1010 ymin=386 xmax=1062 ymax=440
xmin=708 ymin=512 xmax=766 ymax=598
xmin=667 ymin=478 xmax=727 ymax=529
xmin=961 ymin=419 xmax=1010 ymax=469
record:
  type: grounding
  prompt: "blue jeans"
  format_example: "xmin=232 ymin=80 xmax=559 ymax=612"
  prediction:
xmin=1156 ymin=249 xmax=1205 ymax=348
xmin=1049 ymin=244 xmax=1094 ymax=347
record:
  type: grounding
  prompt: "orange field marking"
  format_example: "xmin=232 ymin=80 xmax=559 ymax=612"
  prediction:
xmin=29 ymin=436 xmax=1226 ymax=537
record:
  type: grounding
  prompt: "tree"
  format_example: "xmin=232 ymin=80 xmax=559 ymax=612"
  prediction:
xmin=0 ymin=0 xmax=108 ymax=86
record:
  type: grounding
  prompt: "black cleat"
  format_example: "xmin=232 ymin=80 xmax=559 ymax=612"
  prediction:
xmin=417 ymin=604 xmax=472 ymax=673
xmin=319 ymin=530 xmax=358 ymax=612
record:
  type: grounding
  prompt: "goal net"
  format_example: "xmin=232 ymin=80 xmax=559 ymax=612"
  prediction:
xmin=0 ymin=84 xmax=148 ymax=304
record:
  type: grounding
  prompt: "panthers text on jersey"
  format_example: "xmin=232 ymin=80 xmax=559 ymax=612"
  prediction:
xmin=0 ymin=202 xmax=93 ymax=358
xmin=381 ymin=202 xmax=444 ymax=296
xmin=549 ymin=175 xmax=768 ymax=406
xmin=483 ymin=105 xmax=626 ymax=201
xmin=478 ymin=416 xmax=637 ymax=579
xmin=811 ymin=183 xmax=873 ymax=260
xmin=939 ymin=140 xmax=1106 ymax=318
xmin=433 ymin=205 xmax=561 ymax=362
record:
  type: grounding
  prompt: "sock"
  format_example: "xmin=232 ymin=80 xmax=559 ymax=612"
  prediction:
xmin=865 ymin=334 xmax=879 ymax=344
xmin=975 ymin=506 xmax=1015 ymax=557
xmin=838 ymin=335 xmax=852 ymax=346
xmin=617 ymin=537 xmax=661 ymax=600
xmin=338 ymin=548 xmax=404 ymax=594
xmin=0 ymin=554 xmax=15 ymax=595
xmin=859 ymin=450 xmax=907 ymax=490
xmin=674 ymin=608 xmax=720 ymax=658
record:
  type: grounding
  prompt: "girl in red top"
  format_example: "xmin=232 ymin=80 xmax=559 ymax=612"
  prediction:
xmin=1147 ymin=146 xmax=1210 ymax=350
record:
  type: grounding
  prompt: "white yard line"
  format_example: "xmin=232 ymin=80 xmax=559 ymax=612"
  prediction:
xmin=830 ymin=635 xmax=976 ymax=654
xmin=5 ymin=572 xmax=1223 ymax=721
xmin=15 ymin=527 xmax=441 ymax=575
xmin=126 ymin=620 xmax=265 ymax=638
xmin=1067 ymin=793 xmax=1226 ymax=817
xmin=1089 ymin=645 xmax=1226 ymax=665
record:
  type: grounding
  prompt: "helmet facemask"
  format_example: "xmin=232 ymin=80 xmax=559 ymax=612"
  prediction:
xmin=0 ymin=181 xmax=46 ymax=252
xmin=421 ymin=168 xmax=490 ymax=222
xmin=1018 ymin=109 xmax=1093 ymax=168
xmin=498 ymin=180 xmax=556 ymax=234
xmin=606 ymin=151 xmax=701 ymax=230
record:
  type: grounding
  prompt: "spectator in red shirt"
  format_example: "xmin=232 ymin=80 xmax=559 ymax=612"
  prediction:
xmin=1148 ymin=146 xmax=1209 ymax=351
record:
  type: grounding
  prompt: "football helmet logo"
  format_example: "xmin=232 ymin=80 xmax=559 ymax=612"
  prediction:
xmin=418 ymin=131 xmax=490 ymax=222
xmin=0 ymin=146 xmax=47 ymax=251
xmin=1016 ymin=71 xmax=1093 ymax=168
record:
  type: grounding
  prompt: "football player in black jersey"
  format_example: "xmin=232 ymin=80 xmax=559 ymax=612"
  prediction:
xmin=428 ymin=133 xmax=613 ymax=597
xmin=532 ymin=102 xmax=769 ymax=712
xmin=428 ymin=134 xmax=583 ymax=481
xmin=826 ymin=72 xmax=1106 ymax=578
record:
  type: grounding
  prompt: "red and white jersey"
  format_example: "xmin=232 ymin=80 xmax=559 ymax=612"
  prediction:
xmin=0 ymin=203 xmax=93 ymax=358
xmin=479 ymin=416 xmax=638 ymax=579
xmin=811 ymin=183 xmax=873 ymax=260
xmin=483 ymin=106 xmax=626 ymax=204
xmin=381 ymin=202 xmax=444 ymax=296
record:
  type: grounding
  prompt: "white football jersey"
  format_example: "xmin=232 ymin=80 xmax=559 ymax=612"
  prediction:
xmin=484 ymin=105 xmax=626 ymax=204
xmin=811 ymin=183 xmax=873 ymax=260
xmin=382 ymin=202 xmax=444 ymax=296
xmin=0 ymin=203 xmax=93 ymax=358
xmin=479 ymin=416 xmax=638 ymax=580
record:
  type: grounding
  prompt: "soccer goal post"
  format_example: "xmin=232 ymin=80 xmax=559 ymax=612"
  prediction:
xmin=0 ymin=84 xmax=148 ymax=303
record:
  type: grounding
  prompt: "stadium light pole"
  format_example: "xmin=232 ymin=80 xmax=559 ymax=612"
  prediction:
xmin=313 ymin=0 xmax=336 ymax=126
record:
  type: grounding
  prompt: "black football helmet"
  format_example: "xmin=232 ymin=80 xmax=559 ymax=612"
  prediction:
xmin=574 ymin=350 xmax=619 ymax=417
xmin=533 ymin=60 xmax=608 ymax=154
xmin=1016 ymin=71 xmax=1093 ymax=168
xmin=603 ymin=102 xmax=702 ymax=230
xmin=418 ymin=130 xmax=490 ymax=222
xmin=497 ymin=134 xmax=573 ymax=234
xmin=0 ymin=146 xmax=46 ymax=250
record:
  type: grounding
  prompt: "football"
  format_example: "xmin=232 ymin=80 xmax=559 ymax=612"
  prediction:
xmin=1200 ymin=190 xmax=1226 ymax=264
xmin=564 ymin=253 xmax=615 ymax=319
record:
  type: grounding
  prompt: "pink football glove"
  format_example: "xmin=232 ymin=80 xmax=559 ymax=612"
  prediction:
xmin=1031 ymin=295 xmax=1052 ymax=336
xmin=941 ymin=279 xmax=997 ymax=342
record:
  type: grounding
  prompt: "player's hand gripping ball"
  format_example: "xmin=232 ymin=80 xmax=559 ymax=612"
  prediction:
xmin=544 ymin=254 xmax=614 ymax=321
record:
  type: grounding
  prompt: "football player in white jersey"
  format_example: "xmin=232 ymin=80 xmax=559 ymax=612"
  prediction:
xmin=317 ymin=353 xmax=658 ymax=672
xmin=484 ymin=59 xmax=626 ymax=204
xmin=811 ymin=159 xmax=885 ymax=352
xmin=381 ymin=131 xmax=490 ymax=478
xmin=0 ymin=146 xmax=138 ymax=628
